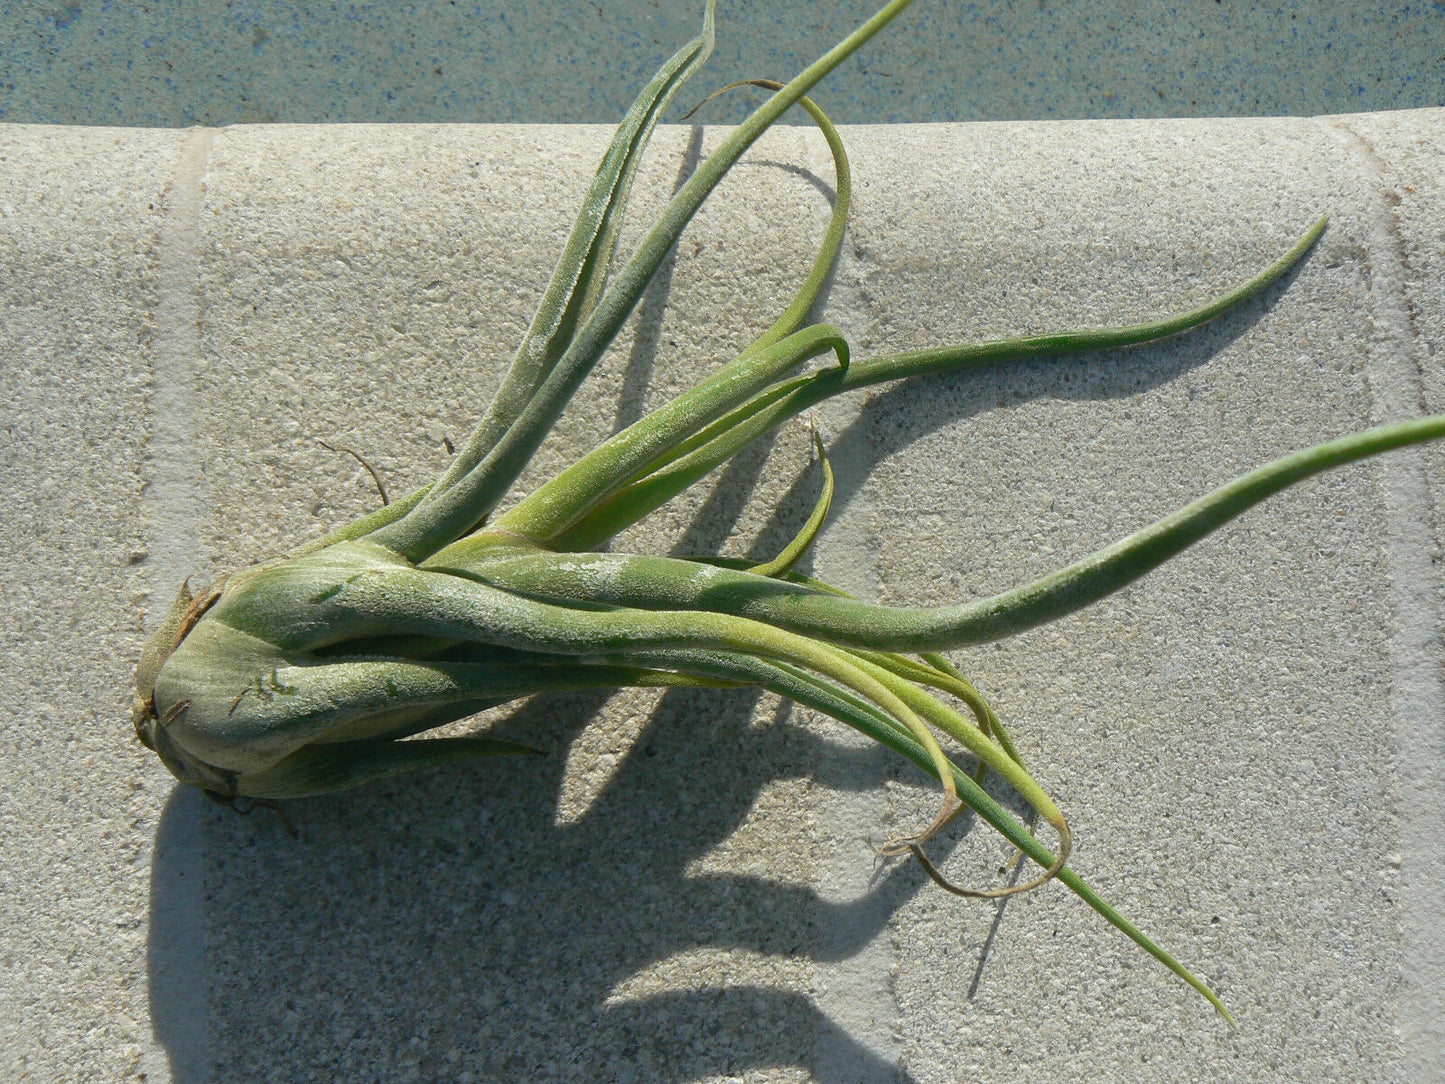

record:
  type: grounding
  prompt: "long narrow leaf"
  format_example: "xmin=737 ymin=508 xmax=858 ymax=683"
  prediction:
xmin=557 ymin=217 xmax=1327 ymax=547
xmin=614 ymin=646 xmax=1235 ymax=1022
xmin=449 ymin=413 xmax=1445 ymax=651
xmin=371 ymin=0 xmax=720 ymax=554
xmin=371 ymin=0 xmax=920 ymax=559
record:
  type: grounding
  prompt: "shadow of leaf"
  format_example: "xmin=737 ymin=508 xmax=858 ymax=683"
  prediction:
xmin=149 ymin=682 xmax=949 ymax=1082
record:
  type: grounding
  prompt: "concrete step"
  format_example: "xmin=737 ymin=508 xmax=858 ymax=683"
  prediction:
xmin=3 ymin=111 xmax=1442 ymax=1082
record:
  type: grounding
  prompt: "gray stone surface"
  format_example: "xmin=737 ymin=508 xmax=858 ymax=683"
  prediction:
xmin=1 ymin=112 xmax=1442 ymax=1082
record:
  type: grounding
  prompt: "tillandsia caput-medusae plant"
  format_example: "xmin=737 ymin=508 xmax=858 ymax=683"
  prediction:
xmin=133 ymin=0 xmax=1445 ymax=1023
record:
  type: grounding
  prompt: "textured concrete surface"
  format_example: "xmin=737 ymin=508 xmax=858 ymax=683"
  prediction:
xmin=2 ymin=0 xmax=1442 ymax=127
xmin=1 ymin=112 xmax=1443 ymax=1082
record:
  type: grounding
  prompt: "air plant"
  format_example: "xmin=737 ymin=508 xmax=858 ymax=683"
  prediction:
xmin=132 ymin=0 xmax=1445 ymax=1023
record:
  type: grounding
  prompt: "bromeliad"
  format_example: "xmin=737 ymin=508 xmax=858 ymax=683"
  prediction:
xmin=131 ymin=0 xmax=1445 ymax=1023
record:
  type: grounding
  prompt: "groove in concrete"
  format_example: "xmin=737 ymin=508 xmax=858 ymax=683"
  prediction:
xmin=137 ymin=124 xmax=214 ymax=1084
xmin=1328 ymin=116 xmax=1445 ymax=1083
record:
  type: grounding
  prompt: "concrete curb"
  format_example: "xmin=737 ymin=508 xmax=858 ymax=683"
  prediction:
xmin=2 ymin=111 xmax=1441 ymax=1082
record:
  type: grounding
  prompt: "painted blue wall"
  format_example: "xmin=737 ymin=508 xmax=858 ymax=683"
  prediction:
xmin=3 ymin=1 xmax=1442 ymax=127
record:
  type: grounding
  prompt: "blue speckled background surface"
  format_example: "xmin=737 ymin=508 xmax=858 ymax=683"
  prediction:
xmin=2 ymin=1 xmax=1442 ymax=127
